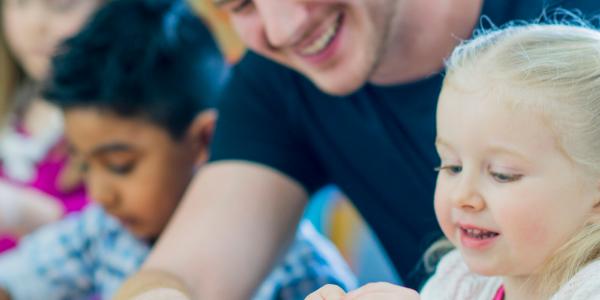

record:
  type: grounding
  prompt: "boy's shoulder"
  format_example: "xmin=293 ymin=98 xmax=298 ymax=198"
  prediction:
xmin=0 ymin=205 xmax=150 ymax=299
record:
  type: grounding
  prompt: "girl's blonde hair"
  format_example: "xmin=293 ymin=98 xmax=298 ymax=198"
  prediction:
xmin=444 ymin=23 xmax=600 ymax=297
xmin=0 ymin=4 xmax=26 ymax=125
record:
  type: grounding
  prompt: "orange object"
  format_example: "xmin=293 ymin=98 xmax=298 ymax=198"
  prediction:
xmin=188 ymin=0 xmax=245 ymax=63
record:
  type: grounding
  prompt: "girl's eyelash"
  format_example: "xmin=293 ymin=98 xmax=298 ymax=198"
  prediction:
xmin=490 ymin=171 xmax=523 ymax=183
xmin=434 ymin=165 xmax=462 ymax=174
xmin=435 ymin=164 xmax=524 ymax=183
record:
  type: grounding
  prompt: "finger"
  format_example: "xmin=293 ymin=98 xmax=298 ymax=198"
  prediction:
xmin=346 ymin=282 xmax=420 ymax=300
xmin=131 ymin=288 xmax=191 ymax=300
xmin=305 ymin=284 xmax=347 ymax=300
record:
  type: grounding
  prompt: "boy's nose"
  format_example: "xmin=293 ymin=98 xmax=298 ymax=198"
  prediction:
xmin=87 ymin=175 xmax=120 ymax=210
xmin=93 ymin=189 xmax=120 ymax=211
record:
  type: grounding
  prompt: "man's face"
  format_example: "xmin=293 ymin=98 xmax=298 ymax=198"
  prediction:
xmin=65 ymin=108 xmax=201 ymax=240
xmin=216 ymin=0 xmax=398 ymax=95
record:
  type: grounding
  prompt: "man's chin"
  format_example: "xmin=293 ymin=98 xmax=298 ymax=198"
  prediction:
xmin=310 ymin=74 xmax=368 ymax=96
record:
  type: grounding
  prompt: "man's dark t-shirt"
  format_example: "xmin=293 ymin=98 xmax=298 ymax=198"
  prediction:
xmin=209 ymin=0 xmax=600 ymax=288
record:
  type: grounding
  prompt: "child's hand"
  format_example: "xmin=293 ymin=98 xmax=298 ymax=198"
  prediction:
xmin=346 ymin=283 xmax=420 ymax=299
xmin=306 ymin=284 xmax=346 ymax=300
xmin=306 ymin=283 xmax=420 ymax=300
xmin=0 ymin=180 xmax=62 ymax=236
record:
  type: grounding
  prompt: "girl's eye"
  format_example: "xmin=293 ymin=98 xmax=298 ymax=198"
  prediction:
xmin=435 ymin=165 xmax=462 ymax=175
xmin=490 ymin=171 xmax=523 ymax=183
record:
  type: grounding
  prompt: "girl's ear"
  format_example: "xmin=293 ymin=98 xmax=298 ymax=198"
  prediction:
xmin=592 ymin=180 xmax=600 ymax=216
xmin=186 ymin=109 xmax=217 ymax=167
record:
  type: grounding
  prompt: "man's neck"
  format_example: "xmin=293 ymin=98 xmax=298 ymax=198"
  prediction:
xmin=370 ymin=0 xmax=483 ymax=85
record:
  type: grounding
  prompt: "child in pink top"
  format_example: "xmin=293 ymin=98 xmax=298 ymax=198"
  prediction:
xmin=0 ymin=0 xmax=105 ymax=251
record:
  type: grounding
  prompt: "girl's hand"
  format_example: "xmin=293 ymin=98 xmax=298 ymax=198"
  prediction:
xmin=346 ymin=282 xmax=420 ymax=299
xmin=305 ymin=284 xmax=347 ymax=300
xmin=306 ymin=283 xmax=421 ymax=300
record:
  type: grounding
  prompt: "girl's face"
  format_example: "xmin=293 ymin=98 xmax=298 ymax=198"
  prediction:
xmin=434 ymin=83 xmax=600 ymax=278
xmin=2 ymin=0 xmax=102 ymax=81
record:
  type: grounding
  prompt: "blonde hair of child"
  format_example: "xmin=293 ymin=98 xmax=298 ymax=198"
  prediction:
xmin=0 ymin=4 xmax=25 ymax=125
xmin=443 ymin=23 xmax=600 ymax=297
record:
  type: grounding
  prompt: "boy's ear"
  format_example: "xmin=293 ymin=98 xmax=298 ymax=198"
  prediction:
xmin=186 ymin=109 xmax=217 ymax=167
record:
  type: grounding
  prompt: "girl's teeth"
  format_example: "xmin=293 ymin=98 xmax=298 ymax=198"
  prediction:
xmin=464 ymin=228 xmax=498 ymax=239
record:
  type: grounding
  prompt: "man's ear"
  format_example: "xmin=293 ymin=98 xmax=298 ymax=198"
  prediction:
xmin=186 ymin=109 xmax=217 ymax=167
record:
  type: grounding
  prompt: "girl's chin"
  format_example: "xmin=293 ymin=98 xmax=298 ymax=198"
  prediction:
xmin=461 ymin=256 xmax=505 ymax=277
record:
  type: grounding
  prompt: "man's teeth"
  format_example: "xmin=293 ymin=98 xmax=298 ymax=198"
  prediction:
xmin=300 ymin=18 xmax=340 ymax=56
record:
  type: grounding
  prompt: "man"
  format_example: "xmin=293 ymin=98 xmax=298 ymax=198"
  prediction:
xmin=115 ymin=1 xmax=600 ymax=299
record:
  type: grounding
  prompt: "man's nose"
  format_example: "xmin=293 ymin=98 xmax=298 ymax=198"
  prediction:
xmin=255 ymin=0 xmax=309 ymax=48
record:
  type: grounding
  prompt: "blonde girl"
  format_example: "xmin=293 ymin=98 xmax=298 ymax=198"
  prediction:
xmin=307 ymin=22 xmax=600 ymax=300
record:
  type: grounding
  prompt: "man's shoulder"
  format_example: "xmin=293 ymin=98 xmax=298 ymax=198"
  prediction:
xmin=235 ymin=51 xmax=298 ymax=82
xmin=507 ymin=0 xmax=600 ymax=21
xmin=233 ymin=51 xmax=351 ymax=101
xmin=479 ymin=0 xmax=600 ymax=30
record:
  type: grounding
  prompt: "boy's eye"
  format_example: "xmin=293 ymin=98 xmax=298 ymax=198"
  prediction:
xmin=490 ymin=171 xmax=522 ymax=183
xmin=435 ymin=165 xmax=462 ymax=175
xmin=106 ymin=162 xmax=135 ymax=175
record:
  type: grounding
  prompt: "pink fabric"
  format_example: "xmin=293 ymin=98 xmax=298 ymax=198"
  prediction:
xmin=493 ymin=285 xmax=505 ymax=300
xmin=0 ymin=137 xmax=88 ymax=252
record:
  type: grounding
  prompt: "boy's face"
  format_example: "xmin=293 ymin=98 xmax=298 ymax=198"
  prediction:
xmin=434 ymin=84 xmax=600 ymax=278
xmin=64 ymin=108 xmax=203 ymax=240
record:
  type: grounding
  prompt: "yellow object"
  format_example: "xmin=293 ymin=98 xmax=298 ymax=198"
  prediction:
xmin=188 ymin=0 xmax=245 ymax=63
xmin=329 ymin=194 xmax=363 ymax=262
xmin=112 ymin=270 xmax=192 ymax=300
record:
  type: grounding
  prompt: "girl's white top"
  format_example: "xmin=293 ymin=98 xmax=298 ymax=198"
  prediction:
xmin=421 ymin=250 xmax=600 ymax=300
